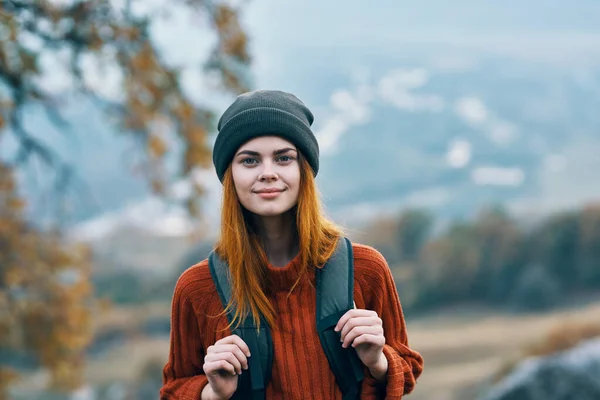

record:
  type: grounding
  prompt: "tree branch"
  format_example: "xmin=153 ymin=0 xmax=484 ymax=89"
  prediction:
xmin=8 ymin=102 xmax=99 ymax=221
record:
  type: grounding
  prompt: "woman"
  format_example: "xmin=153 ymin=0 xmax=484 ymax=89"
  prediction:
xmin=160 ymin=90 xmax=423 ymax=399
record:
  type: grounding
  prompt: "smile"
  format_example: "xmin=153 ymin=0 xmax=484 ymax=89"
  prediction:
xmin=254 ymin=188 xmax=285 ymax=199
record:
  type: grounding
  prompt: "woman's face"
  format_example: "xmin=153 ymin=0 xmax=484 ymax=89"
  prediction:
xmin=231 ymin=136 xmax=301 ymax=217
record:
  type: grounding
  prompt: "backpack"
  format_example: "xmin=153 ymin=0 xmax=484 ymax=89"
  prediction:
xmin=208 ymin=236 xmax=365 ymax=399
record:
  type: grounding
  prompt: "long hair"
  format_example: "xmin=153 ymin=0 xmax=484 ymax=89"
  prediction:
xmin=214 ymin=154 xmax=342 ymax=331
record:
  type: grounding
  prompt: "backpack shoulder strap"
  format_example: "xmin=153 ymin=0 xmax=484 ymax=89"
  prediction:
xmin=208 ymin=251 xmax=272 ymax=400
xmin=315 ymin=237 xmax=365 ymax=399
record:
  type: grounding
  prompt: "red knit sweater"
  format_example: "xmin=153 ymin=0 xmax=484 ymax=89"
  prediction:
xmin=160 ymin=243 xmax=423 ymax=399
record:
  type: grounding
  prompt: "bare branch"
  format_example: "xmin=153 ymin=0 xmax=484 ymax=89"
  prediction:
xmin=1 ymin=0 xmax=253 ymax=393
xmin=42 ymin=102 xmax=71 ymax=132
xmin=9 ymin=111 xmax=55 ymax=167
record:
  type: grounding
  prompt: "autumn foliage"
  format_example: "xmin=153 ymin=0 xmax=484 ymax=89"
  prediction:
xmin=0 ymin=163 xmax=93 ymax=395
xmin=1 ymin=0 xmax=251 ymax=396
xmin=359 ymin=204 xmax=600 ymax=313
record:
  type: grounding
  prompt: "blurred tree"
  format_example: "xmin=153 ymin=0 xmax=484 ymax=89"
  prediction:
xmin=395 ymin=208 xmax=433 ymax=263
xmin=355 ymin=209 xmax=433 ymax=267
xmin=133 ymin=356 xmax=166 ymax=399
xmin=419 ymin=222 xmax=480 ymax=304
xmin=577 ymin=204 xmax=600 ymax=286
xmin=529 ymin=211 xmax=580 ymax=289
xmin=353 ymin=216 xmax=399 ymax=265
xmin=0 ymin=164 xmax=92 ymax=397
xmin=392 ymin=203 xmax=600 ymax=313
xmin=469 ymin=207 xmax=523 ymax=302
xmin=416 ymin=207 xmax=523 ymax=307
xmin=91 ymin=270 xmax=144 ymax=305
xmin=509 ymin=263 xmax=562 ymax=312
xmin=0 ymin=0 xmax=251 ymax=396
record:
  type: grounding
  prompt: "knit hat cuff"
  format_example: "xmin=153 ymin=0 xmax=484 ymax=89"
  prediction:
xmin=213 ymin=107 xmax=319 ymax=182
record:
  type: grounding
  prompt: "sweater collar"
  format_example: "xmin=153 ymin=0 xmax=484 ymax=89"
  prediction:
xmin=265 ymin=252 xmax=314 ymax=292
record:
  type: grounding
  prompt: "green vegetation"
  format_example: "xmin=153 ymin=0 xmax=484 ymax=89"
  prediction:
xmin=360 ymin=203 xmax=600 ymax=313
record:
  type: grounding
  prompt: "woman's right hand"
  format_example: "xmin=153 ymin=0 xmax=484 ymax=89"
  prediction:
xmin=202 ymin=334 xmax=251 ymax=400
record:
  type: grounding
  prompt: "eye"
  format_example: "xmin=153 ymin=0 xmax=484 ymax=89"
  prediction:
xmin=241 ymin=157 xmax=258 ymax=165
xmin=276 ymin=155 xmax=294 ymax=163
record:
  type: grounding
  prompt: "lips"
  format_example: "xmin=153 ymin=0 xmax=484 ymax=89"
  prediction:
xmin=254 ymin=188 xmax=285 ymax=199
xmin=254 ymin=188 xmax=284 ymax=194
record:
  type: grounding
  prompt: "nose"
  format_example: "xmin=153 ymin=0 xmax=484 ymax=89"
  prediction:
xmin=258 ymin=162 xmax=278 ymax=182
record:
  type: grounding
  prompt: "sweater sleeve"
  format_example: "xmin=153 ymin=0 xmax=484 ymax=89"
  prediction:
xmin=160 ymin=270 xmax=210 ymax=400
xmin=354 ymin=245 xmax=424 ymax=400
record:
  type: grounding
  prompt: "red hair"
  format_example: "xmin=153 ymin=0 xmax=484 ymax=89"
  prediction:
xmin=214 ymin=154 xmax=342 ymax=331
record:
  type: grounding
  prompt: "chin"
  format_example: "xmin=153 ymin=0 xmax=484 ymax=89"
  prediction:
xmin=254 ymin=210 xmax=284 ymax=217
xmin=247 ymin=202 xmax=295 ymax=218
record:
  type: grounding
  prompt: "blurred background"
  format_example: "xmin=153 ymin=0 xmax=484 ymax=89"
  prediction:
xmin=1 ymin=0 xmax=600 ymax=399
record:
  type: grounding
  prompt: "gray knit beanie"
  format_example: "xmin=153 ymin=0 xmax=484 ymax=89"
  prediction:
xmin=212 ymin=89 xmax=319 ymax=182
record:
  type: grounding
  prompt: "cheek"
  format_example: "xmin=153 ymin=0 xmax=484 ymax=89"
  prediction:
xmin=290 ymin=167 xmax=301 ymax=189
xmin=231 ymin=167 xmax=253 ymax=196
xmin=285 ymin=167 xmax=301 ymax=198
xmin=234 ymin=182 xmax=253 ymax=211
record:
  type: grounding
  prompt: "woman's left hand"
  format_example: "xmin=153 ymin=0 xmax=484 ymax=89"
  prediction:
xmin=335 ymin=309 xmax=388 ymax=379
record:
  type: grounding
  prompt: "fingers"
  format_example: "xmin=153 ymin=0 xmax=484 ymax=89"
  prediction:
xmin=334 ymin=309 xmax=384 ymax=349
xmin=216 ymin=334 xmax=251 ymax=357
xmin=204 ymin=334 xmax=251 ymax=376
xmin=335 ymin=309 xmax=379 ymax=332
xmin=207 ymin=344 xmax=248 ymax=373
xmin=339 ymin=316 xmax=381 ymax=340
xmin=350 ymin=333 xmax=386 ymax=348
xmin=203 ymin=358 xmax=237 ymax=376
xmin=341 ymin=324 xmax=384 ymax=348
xmin=210 ymin=344 xmax=249 ymax=371
xmin=204 ymin=351 xmax=244 ymax=375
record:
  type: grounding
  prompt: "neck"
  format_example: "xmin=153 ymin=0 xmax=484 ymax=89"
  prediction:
xmin=252 ymin=210 xmax=298 ymax=267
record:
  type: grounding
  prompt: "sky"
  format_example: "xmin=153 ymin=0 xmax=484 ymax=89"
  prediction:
xmin=15 ymin=0 xmax=600 ymax=239
xmin=242 ymin=0 xmax=600 ymax=71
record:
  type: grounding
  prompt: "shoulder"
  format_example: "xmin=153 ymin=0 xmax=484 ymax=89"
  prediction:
xmin=350 ymin=241 xmax=394 ymax=291
xmin=351 ymin=242 xmax=390 ymax=274
xmin=173 ymin=258 xmax=217 ymax=306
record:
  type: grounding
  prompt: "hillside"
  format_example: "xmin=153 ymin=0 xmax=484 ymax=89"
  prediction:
xmin=11 ymin=299 xmax=600 ymax=399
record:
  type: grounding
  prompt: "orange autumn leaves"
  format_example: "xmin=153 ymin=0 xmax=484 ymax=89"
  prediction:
xmin=0 ymin=164 xmax=93 ymax=393
xmin=1 ymin=0 xmax=251 ymax=396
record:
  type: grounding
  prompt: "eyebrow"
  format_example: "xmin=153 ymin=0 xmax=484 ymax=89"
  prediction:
xmin=235 ymin=147 xmax=297 ymax=157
